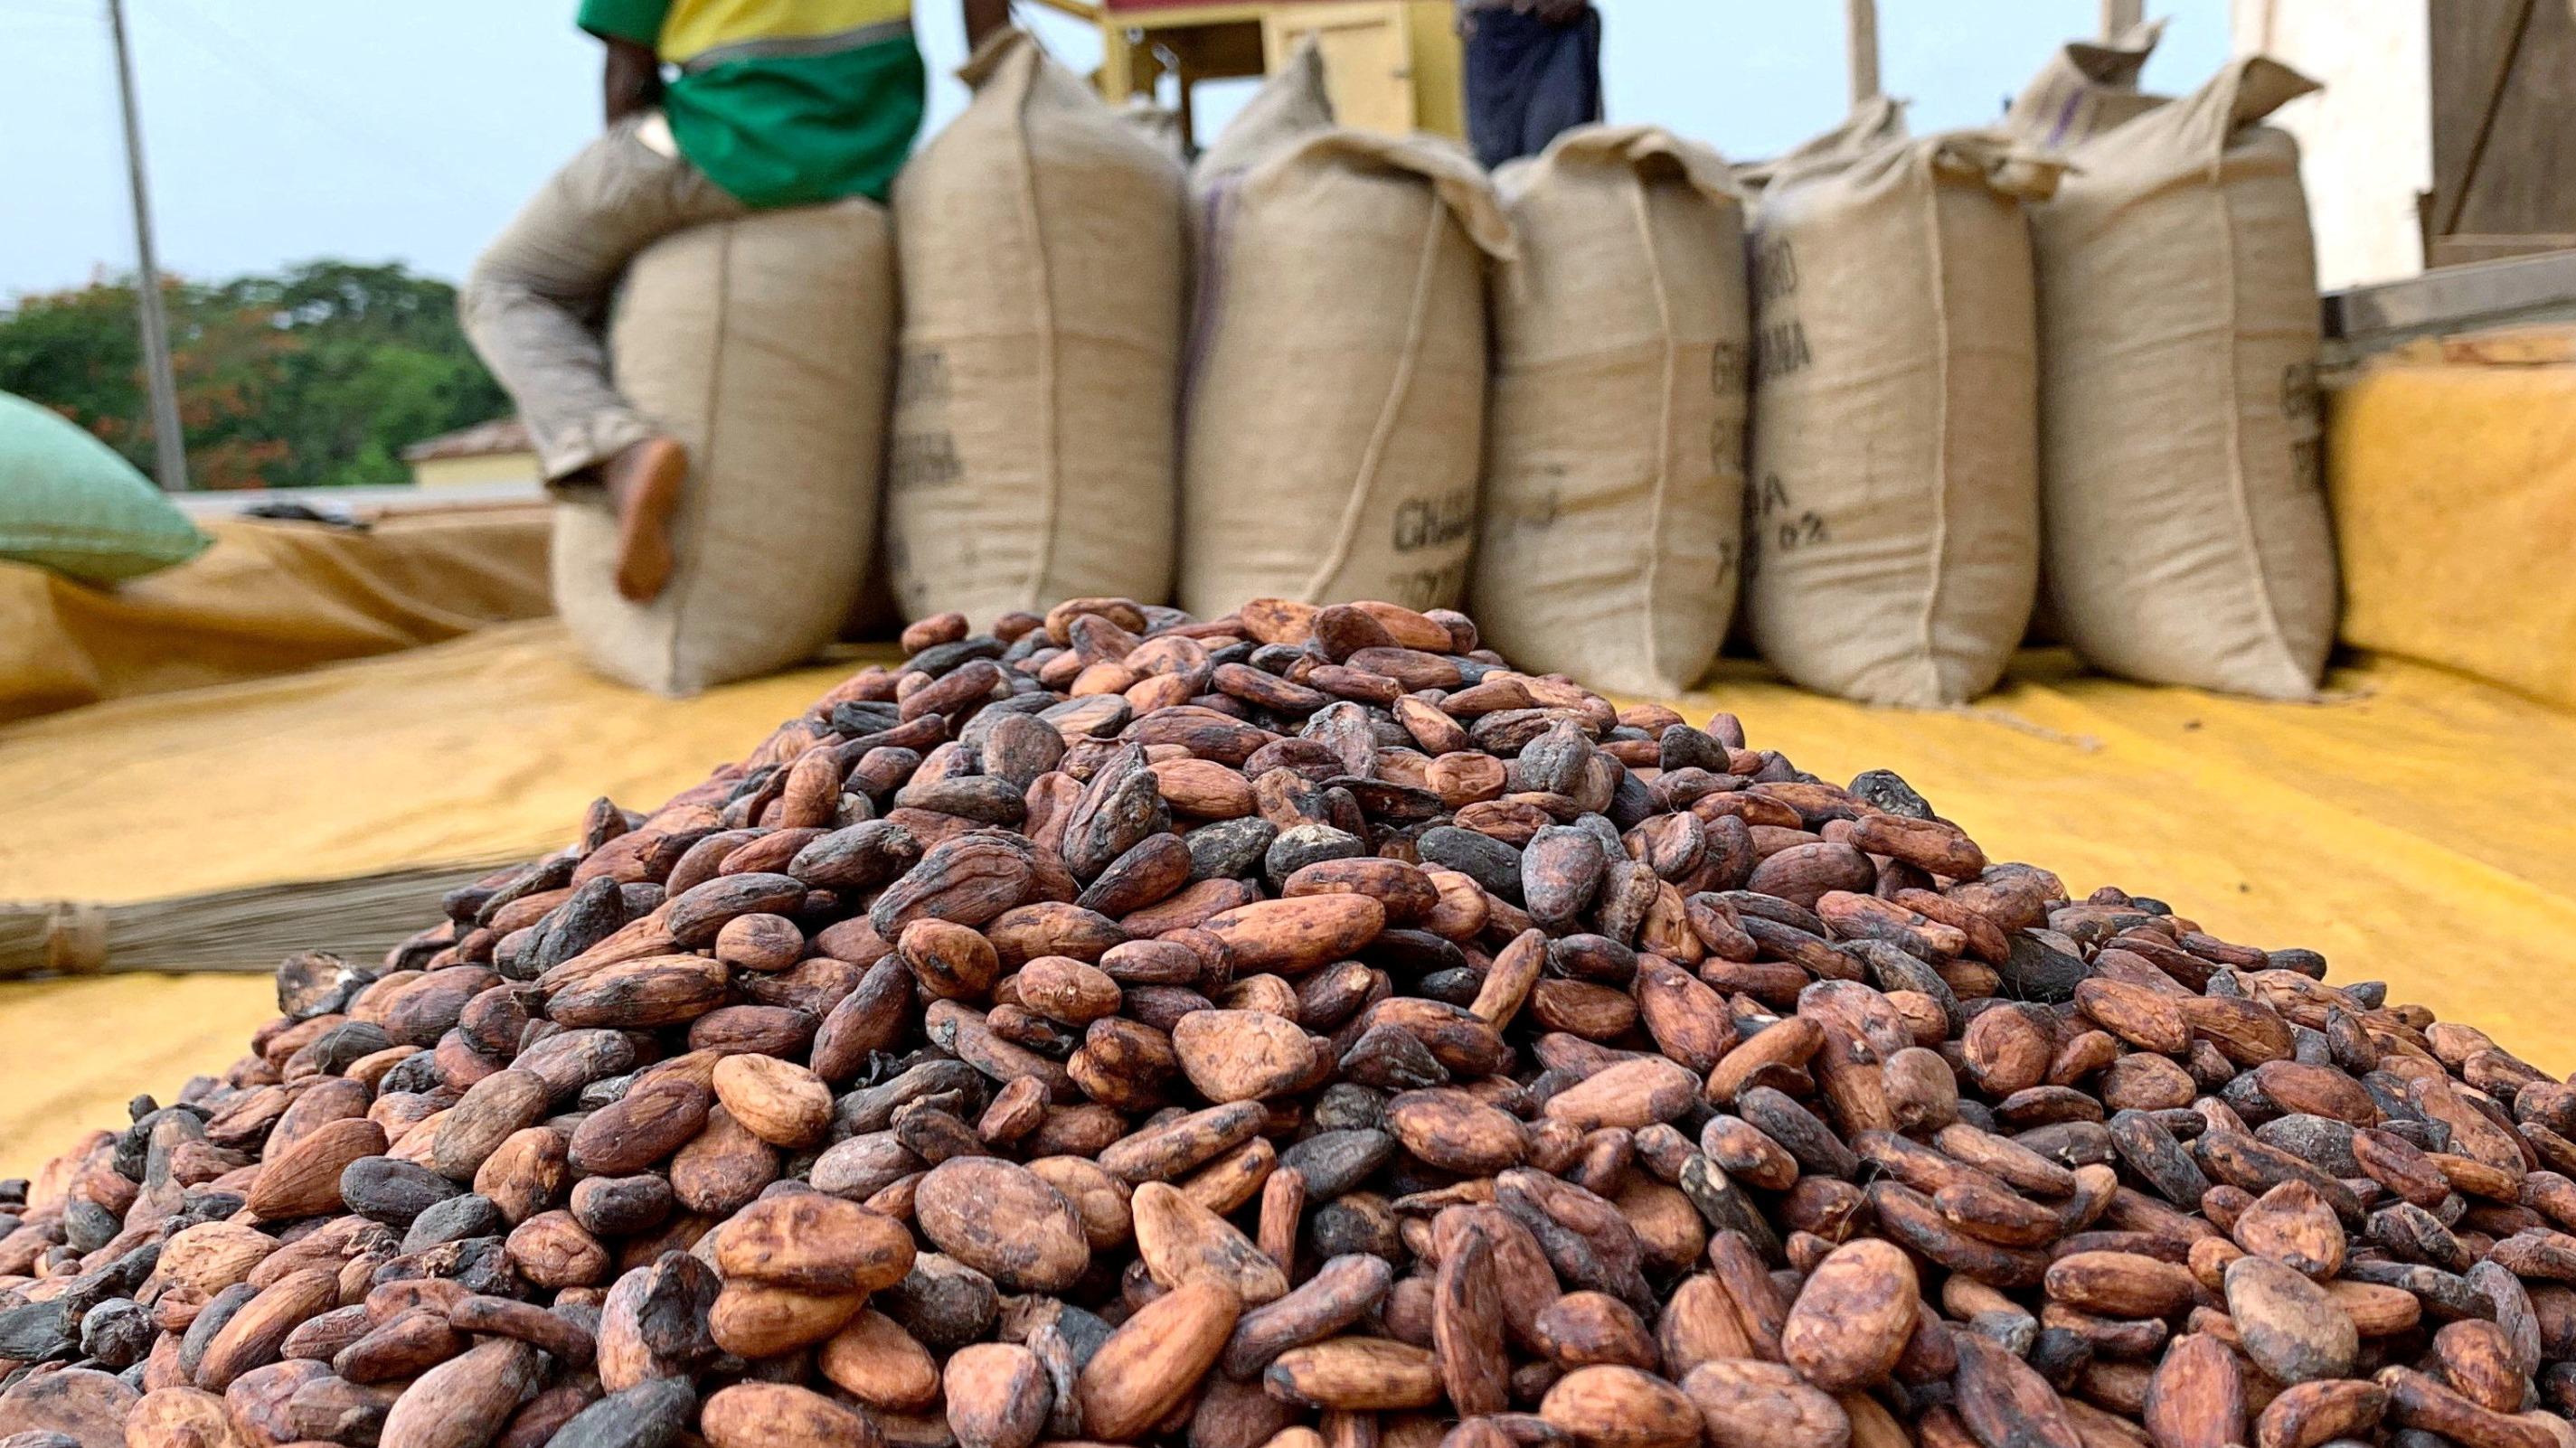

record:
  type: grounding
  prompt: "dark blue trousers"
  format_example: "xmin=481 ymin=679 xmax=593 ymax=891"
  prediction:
xmin=1464 ymin=6 xmax=1604 ymax=171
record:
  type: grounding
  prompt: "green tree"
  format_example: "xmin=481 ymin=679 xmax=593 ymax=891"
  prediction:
xmin=0 ymin=280 xmax=151 ymax=454
xmin=0 ymin=259 xmax=506 ymax=490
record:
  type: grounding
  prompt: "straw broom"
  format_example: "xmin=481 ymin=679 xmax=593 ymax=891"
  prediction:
xmin=0 ymin=860 xmax=516 ymax=981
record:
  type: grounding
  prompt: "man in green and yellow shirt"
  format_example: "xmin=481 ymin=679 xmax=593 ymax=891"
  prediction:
xmin=463 ymin=0 xmax=1006 ymax=602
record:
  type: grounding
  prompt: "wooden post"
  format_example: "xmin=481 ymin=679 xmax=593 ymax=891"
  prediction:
xmin=2101 ymin=0 xmax=2145 ymax=38
xmin=1845 ymin=0 xmax=1880 ymax=107
xmin=1099 ymin=22 xmax=1136 ymax=101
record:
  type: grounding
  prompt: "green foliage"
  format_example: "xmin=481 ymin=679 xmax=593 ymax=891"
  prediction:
xmin=0 ymin=259 xmax=507 ymax=490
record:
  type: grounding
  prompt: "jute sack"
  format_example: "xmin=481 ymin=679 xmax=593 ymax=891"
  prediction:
xmin=2004 ymin=19 xmax=2168 ymax=151
xmin=2034 ymin=58 xmax=2335 ymax=700
xmin=1743 ymin=102 xmax=2062 ymax=706
xmin=1194 ymin=39 xmax=1335 ymax=182
xmin=1179 ymin=50 xmax=1513 ymax=616
xmin=1117 ymin=98 xmax=1187 ymax=165
xmin=886 ymin=29 xmax=1185 ymax=623
xmin=1731 ymin=95 xmax=1902 ymax=196
xmin=555 ymin=201 xmax=893 ymax=695
xmin=1471 ymin=125 xmax=1750 ymax=695
xmin=2002 ymin=22 xmax=2167 ymax=649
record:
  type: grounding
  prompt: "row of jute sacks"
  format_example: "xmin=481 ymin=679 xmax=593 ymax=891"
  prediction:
xmin=557 ymin=25 xmax=2335 ymax=704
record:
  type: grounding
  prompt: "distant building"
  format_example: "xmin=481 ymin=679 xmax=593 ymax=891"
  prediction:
xmin=401 ymin=418 xmax=539 ymax=490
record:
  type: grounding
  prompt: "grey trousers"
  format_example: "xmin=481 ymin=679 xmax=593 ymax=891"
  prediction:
xmin=459 ymin=116 xmax=745 ymax=483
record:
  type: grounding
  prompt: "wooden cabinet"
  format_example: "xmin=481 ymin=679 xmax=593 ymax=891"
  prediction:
xmin=1260 ymin=1 xmax=1463 ymax=138
xmin=1035 ymin=0 xmax=1464 ymax=153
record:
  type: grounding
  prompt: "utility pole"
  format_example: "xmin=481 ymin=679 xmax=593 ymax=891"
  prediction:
xmin=1845 ymin=0 xmax=1881 ymax=108
xmin=107 ymin=0 xmax=190 ymax=492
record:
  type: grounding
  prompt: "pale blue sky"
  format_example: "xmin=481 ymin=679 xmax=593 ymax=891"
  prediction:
xmin=0 ymin=1 xmax=2225 ymax=297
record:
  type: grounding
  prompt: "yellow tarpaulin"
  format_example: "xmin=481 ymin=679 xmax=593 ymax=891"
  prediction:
xmin=0 ymin=505 xmax=551 ymax=725
xmin=3 ymin=620 xmax=2573 ymax=1175
xmin=2328 ymin=346 xmax=2576 ymax=711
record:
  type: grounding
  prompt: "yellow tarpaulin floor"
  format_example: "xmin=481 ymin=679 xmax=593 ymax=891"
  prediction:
xmin=4 ymin=619 xmax=2573 ymax=1175
xmin=0 ymin=504 xmax=551 ymax=725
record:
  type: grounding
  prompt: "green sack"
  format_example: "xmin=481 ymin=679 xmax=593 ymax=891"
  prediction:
xmin=0 ymin=390 xmax=209 ymax=583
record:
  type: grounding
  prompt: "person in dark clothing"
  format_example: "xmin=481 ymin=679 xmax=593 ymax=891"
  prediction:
xmin=1459 ymin=0 xmax=1602 ymax=171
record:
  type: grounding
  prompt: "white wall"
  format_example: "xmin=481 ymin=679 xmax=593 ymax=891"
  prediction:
xmin=2230 ymin=0 xmax=2430 ymax=288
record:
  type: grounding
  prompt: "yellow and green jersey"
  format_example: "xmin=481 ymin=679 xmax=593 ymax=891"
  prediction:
xmin=577 ymin=0 xmax=926 ymax=207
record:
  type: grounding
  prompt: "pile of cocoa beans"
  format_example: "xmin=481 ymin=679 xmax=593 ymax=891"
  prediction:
xmin=2 ymin=597 xmax=2571 ymax=1448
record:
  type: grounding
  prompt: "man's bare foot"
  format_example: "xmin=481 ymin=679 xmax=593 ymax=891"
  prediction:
xmin=603 ymin=436 xmax=687 ymax=602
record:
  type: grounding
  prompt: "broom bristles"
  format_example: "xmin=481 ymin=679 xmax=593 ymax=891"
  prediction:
xmin=0 ymin=860 xmax=517 ymax=981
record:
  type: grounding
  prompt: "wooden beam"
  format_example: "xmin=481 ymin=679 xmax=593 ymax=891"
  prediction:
xmin=2323 ymin=248 xmax=2576 ymax=346
xmin=1845 ymin=0 xmax=1880 ymax=106
xmin=1024 ymin=0 xmax=1102 ymax=20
